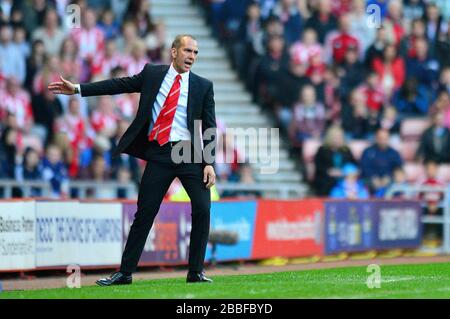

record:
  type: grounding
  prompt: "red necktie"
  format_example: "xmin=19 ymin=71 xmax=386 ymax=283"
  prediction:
xmin=148 ymin=74 xmax=182 ymax=146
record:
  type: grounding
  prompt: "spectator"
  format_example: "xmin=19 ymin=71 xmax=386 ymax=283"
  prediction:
xmin=325 ymin=13 xmax=360 ymax=65
xmin=372 ymin=43 xmax=405 ymax=99
xmin=405 ymin=37 xmax=439 ymax=90
xmin=288 ymin=85 xmax=326 ymax=145
xmin=31 ymin=84 xmax=63 ymax=145
xmin=91 ymin=39 xmax=123 ymax=79
xmin=223 ymin=163 xmax=261 ymax=198
xmin=416 ymin=111 xmax=450 ymax=164
xmin=423 ymin=2 xmax=447 ymax=45
xmin=0 ymin=126 xmax=19 ymax=178
xmin=13 ymin=26 xmax=30 ymax=59
xmin=418 ymin=159 xmax=444 ymax=245
xmin=437 ymin=66 xmax=450 ymax=94
xmin=403 ymin=0 xmax=426 ymax=24
xmin=377 ymin=105 xmax=401 ymax=139
xmin=392 ymin=77 xmax=430 ymax=115
xmin=24 ymin=39 xmax=46 ymax=91
xmin=399 ymin=18 xmax=427 ymax=59
xmin=90 ymin=95 xmax=119 ymax=138
xmin=0 ymin=24 xmax=26 ymax=84
xmin=269 ymin=0 xmax=302 ymax=45
xmin=342 ymin=89 xmax=375 ymax=140
xmin=313 ymin=125 xmax=356 ymax=196
xmin=289 ymin=28 xmax=323 ymax=72
xmin=359 ymin=72 xmax=385 ymax=114
xmin=98 ymin=8 xmax=121 ymax=40
xmin=304 ymin=0 xmax=338 ymax=44
xmin=143 ymin=20 xmax=167 ymax=63
xmin=42 ymin=143 xmax=69 ymax=198
xmin=0 ymin=76 xmax=33 ymax=133
xmin=349 ymin=0 xmax=376 ymax=57
xmin=32 ymin=55 xmax=61 ymax=95
xmin=383 ymin=0 xmax=405 ymax=46
xmin=71 ymin=8 xmax=105 ymax=62
xmin=31 ymin=9 xmax=65 ymax=56
xmin=122 ymin=40 xmax=151 ymax=76
xmin=339 ymin=47 xmax=366 ymax=101
xmin=364 ymin=26 xmax=392 ymax=69
xmin=59 ymin=37 xmax=83 ymax=83
xmin=115 ymin=20 xmax=139 ymax=56
xmin=257 ymin=35 xmax=290 ymax=107
xmin=14 ymin=147 xmax=43 ymax=197
xmin=428 ymin=90 xmax=450 ymax=129
xmin=233 ymin=1 xmax=264 ymax=81
xmin=330 ymin=163 xmax=369 ymax=199
xmin=385 ymin=166 xmax=409 ymax=198
xmin=124 ymin=0 xmax=155 ymax=38
xmin=360 ymin=128 xmax=403 ymax=195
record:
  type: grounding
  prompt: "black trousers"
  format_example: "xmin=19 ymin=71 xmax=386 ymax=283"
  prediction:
xmin=120 ymin=141 xmax=211 ymax=273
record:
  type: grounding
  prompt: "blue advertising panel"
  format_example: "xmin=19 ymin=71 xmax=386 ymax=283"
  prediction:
xmin=373 ymin=201 xmax=422 ymax=249
xmin=324 ymin=201 xmax=375 ymax=254
xmin=205 ymin=201 xmax=257 ymax=262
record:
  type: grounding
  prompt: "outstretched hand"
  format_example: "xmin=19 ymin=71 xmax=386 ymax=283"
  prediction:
xmin=48 ymin=76 xmax=77 ymax=95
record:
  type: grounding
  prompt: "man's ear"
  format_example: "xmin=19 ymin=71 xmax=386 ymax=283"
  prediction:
xmin=171 ymin=47 xmax=177 ymax=59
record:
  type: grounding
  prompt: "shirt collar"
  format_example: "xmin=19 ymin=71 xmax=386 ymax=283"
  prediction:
xmin=169 ymin=63 xmax=189 ymax=82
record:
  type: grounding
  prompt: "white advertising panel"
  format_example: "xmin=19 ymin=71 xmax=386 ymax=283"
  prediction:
xmin=0 ymin=201 xmax=36 ymax=270
xmin=36 ymin=201 xmax=122 ymax=267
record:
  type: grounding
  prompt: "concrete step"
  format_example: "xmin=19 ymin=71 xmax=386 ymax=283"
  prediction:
xmin=216 ymin=106 xmax=260 ymax=115
xmin=214 ymin=93 xmax=252 ymax=103
xmin=163 ymin=18 xmax=206 ymax=28
xmin=167 ymin=27 xmax=211 ymax=37
xmin=256 ymin=172 xmax=302 ymax=183
xmin=216 ymin=116 xmax=267 ymax=126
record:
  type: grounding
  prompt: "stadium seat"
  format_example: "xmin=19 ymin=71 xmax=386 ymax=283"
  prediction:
xmin=302 ymin=139 xmax=321 ymax=163
xmin=399 ymin=140 xmax=419 ymax=162
xmin=400 ymin=118 xmax=430 ymax=141
xmin=403 ymin=162 xmax=426 ymax=183
xmin=437 ymin=165 xmax=450 ymax=183
xmin=348 ymin=140 xmax=370 ymax=161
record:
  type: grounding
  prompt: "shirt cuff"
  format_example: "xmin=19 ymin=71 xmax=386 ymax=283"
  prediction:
xmin=75 ymin=84 xmax=81 ymax=95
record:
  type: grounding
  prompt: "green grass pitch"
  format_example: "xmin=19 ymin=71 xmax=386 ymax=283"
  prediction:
xmin=1 ymin=262 xmax=449 ymax=299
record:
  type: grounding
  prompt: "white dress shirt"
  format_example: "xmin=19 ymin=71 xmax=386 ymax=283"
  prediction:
xmin=77 ymin=63 xmax=191 ymax=142
xmin=149 ymin=63 xmax=191 ymax=141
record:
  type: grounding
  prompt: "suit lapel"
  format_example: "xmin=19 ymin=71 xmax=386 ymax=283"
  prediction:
xmin=145 ymin=65 xmax=170 ymax=116
xmin=187 ymin=72 xmax=198 ymax=126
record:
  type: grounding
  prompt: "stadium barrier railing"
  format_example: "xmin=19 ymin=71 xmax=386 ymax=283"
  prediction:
xmin=385 ymin=185 xmax=450 ymax=255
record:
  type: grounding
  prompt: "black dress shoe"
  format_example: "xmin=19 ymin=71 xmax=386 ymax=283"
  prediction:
xmin=186 ymin=271 xmax=213 ymax=283
xmin=96 ymin=272 xmax=132 ymax=286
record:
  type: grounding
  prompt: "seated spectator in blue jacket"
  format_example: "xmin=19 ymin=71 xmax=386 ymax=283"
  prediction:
xmin=392 ymin=77 xmax=430 ymax=115
xmin=405 ymin=37 xmax=439 ymax=89
xmin=360 ymin=128 xmax=403 ymax=195
xmin=42 ymin=144 xmax=69 ymax=198
xmin=330 ymin=163 xmax=369 ymax=199
xmin=269 ymin=0 xmax=302 ymax=45
xmin=15 ymin=147 xmax=43 ymax=197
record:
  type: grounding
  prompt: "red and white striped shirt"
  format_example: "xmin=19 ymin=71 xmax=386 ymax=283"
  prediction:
xmin=0 ymin=88 xmax=33 ymax=129
xmin=71 ymin=27 xmax=105 ymax=60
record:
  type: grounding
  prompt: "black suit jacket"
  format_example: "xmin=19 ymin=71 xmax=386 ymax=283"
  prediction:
xmin=80 ymin=64 xmax=216 ymax=165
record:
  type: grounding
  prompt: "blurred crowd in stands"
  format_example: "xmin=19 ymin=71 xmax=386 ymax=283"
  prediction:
xmin=199 ymin=0 xmax=449 ymax=201
xmin=0 ymin=0 xmax=258 ymax=200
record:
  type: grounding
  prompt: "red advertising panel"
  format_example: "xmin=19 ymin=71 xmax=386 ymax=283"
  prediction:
xmin=252 ymin=199 xmax=325 ymax=259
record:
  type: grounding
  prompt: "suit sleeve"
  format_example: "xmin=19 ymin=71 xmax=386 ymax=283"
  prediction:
xmin=201 ymin=81 xmax=217 ymax=166
xmin=80 ymin=65 xmax=146 ymax=97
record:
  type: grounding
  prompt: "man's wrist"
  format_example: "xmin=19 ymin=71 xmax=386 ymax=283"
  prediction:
xmin=74 ymin=84 xmax=81 ymax=94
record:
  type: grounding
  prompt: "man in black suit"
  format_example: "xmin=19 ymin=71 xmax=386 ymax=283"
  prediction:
xmin=48 ymin=35 xmax=217 ymax=284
